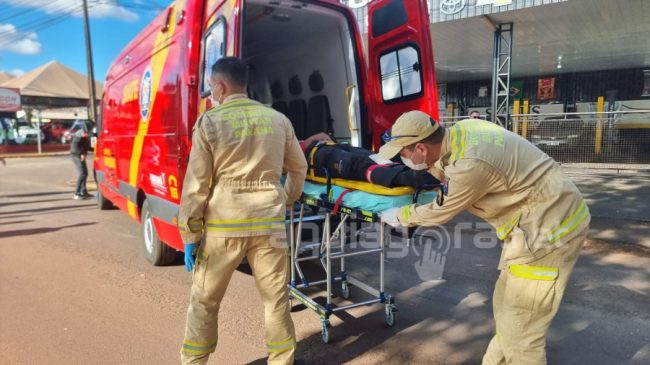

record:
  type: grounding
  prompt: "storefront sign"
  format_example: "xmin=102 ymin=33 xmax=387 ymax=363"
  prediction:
xmin=537 ymin=78 xmax=555 ymax=101
xmin=0 ymin=87 xmax=21 ymax=112
xmin=440 ymin=0 xmax=466 ymax=15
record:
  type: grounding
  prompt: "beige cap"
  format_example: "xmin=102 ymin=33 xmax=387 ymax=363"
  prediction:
xmin=377 ymin=110 xmax=439 ymax=160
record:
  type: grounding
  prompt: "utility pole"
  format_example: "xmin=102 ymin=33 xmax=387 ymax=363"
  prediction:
xmin=82 ymin=0 xmax=98 ymax=126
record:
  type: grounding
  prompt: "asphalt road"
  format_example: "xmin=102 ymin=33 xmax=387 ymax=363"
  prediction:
xmin=1 ymin=156 xmax=649 ymax=365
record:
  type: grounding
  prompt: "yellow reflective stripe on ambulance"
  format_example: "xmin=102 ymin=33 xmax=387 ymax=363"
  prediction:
xmin=509 ymin=264 xmax=559 ymax=281
xmin=496 ymin=213 xmax=521 ymax=240
xmin=266 ymin=338 xmax=295 ymax=353
xmin=547 ymin=200 xmax=589 ymax=243
xmin=126 ymin=3 xmax=179 ymax=218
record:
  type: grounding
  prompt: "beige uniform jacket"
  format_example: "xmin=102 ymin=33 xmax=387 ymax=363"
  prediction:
xmin=397 ymin=120 xmax=590 ymax=268
xmin=178 ymin=94 xmax=308 ymax=243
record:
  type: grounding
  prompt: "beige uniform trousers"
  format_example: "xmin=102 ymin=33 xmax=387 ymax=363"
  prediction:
xmin=180 ymin=236 xmax=295 ymax=365
xmin=482 ymin=227 xmax=587 ymax=365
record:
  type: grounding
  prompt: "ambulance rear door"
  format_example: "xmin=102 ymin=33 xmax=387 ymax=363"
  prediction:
xmin=196 ymin=0 xmax=243 ymax=114
xmin=367 ymin=0 xmax=439 ymax=148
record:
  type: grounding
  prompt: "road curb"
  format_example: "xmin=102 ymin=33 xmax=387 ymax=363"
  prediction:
xmin=0 ymin=152 xmax=71 ymax=158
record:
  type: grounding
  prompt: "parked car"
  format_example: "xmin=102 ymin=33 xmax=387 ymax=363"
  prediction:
xmin=529 ymin=116 xmax=592 ymax=148
xmin=0 ymin=117 xmax=45 ymax=145
xmin=41 ymin=120 xmax=73 ymax=143
xmin=62 ymin=119 xmax=93 ymax=144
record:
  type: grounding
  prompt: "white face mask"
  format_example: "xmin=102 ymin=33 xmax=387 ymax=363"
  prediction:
xmin=402 ymin=149 xmax=428 ymax=171
xmin=402 ymin=157 xmax=428 ymax=171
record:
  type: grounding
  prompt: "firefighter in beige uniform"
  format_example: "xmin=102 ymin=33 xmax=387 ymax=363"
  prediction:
xmin=379 ymin=111 xmax=590 ymax=365
xmin=177 ymin=57 xmax=307 ymax=365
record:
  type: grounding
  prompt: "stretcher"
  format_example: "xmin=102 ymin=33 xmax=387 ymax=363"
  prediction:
xmin=287 ymin=175 xmax=444 ymax=343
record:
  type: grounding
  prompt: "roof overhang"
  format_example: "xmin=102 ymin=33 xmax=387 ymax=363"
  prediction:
xmin=431 ymin=0 xmax=650 ymax=82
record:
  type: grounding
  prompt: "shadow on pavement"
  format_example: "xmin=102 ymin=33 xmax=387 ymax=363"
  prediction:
xmin=0 ymin=191 xmax=72 ymax=198
xmin=0 ymin=198 xmax=73 ymax=208
xmin=0 ymin=219 xmax=34 ymax=226
xmin=0 ymin=203 xmax=96 ymax=217
xmin=0 ymin=222 xmax=97 ymax=239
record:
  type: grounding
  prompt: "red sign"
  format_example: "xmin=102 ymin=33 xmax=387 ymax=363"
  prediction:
xmin=0 ymin=87 xmax=21 ymax=112
xmin=537 ymin=78 xmax=555 ymax=101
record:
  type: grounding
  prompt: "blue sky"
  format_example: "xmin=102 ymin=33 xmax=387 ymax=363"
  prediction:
xmin=0 ymin=0 xmax=173 ymax=81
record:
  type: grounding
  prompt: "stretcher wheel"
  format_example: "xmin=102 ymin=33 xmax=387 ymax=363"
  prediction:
xmin=320 ymin=319 xmax=331 ymax=344
xmin=341 ymin=281 xmax=350 ymax=299
xmin=384 ymin=305 xmax=395 ymax=327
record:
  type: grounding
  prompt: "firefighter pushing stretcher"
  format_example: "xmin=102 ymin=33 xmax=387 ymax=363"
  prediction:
xmin=177 ymin=57 xmax=307 ymax=365
xmin=378 ymin=111 xmax=590 ymax=365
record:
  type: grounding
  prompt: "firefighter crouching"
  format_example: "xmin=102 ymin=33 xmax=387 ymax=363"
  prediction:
xmin=379 ymin=111 xmax=590 ymax=365
xmin=177 ymin=57 xmax=308 ymax=365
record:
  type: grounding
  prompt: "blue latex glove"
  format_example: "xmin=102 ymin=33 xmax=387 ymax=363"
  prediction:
xmin=184 ymin=243 xmax=198 ymax=272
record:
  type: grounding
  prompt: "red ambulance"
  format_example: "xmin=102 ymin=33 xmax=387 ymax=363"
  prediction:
xmin=94 ymin=0 xmax=438 ymax=265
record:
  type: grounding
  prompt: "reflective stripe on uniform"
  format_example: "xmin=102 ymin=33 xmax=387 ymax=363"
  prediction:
xmin=450 ymin=124 xmax=467 ymax=162
xmin=547 ymin=200 xmax=589 ymax=243
xmin=206 ymin=99 xmax=259 ymax=115
xmin=401 ymin=205 xmax=412 ymax=222
xmin=206 ymin=217 xmax=285 ymax=232
xmin=181 ymin=340 xmax=217 ymax=355
xmin=266 ymin=338 xmax=295 ymax=353
xmin=178 ymin=220 xmax=203 ymax=233
xmin=196 ymin=251 xmax=208 ymax=264
xmin=217 ymin=102 xmax=261 ymax=113
xmin=496 ymin=213 xmax=521 ymax=240
xmin=509 ymin=264 xmax=559 ymax=281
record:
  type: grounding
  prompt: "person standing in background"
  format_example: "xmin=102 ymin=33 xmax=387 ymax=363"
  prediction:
xmin=70 ymin=128 xmax=92 ymax=200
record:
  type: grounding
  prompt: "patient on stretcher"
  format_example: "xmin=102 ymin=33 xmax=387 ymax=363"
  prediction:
xmin=299 ymin=133 xmax=440 ymax=190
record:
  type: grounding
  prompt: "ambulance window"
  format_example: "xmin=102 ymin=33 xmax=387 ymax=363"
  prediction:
xmin=379 ymin=45 xmax=422 ymax=102
xmin=201 ymin=19 xmax=226 ymax=95
xmin=371 ymin=0 xmax=407 ymax=38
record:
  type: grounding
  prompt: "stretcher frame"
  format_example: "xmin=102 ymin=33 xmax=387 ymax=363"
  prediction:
xmin=287 ymin=195 xmax=396 ymax=343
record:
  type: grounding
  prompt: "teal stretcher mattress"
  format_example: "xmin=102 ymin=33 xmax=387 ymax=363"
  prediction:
xmin=302 ymin=181 xmax=438 ymax=213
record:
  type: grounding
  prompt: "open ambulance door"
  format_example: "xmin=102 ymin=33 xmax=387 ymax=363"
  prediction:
xmin=367 ymin=0 xmax=439 ymax=149
xmin=197 ymin=0 xmax=244 ymax=114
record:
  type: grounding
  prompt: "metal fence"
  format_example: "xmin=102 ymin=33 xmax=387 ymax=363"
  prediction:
xmin=440 ymin=111 xmax=650 ymax=167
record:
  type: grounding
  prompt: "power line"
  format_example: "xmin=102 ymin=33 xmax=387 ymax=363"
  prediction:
xmin=1 ymin=3 xmax=82 ymax=31
xmin=0 ymin=3 xmax=82 ymax=38
xmin=0 ymin=0 xmax=164 ymax=49
xmin=0 ymin=0 xmax=64 ymax=23
xmin=0 ymin=5 xmax=86 ymax=48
